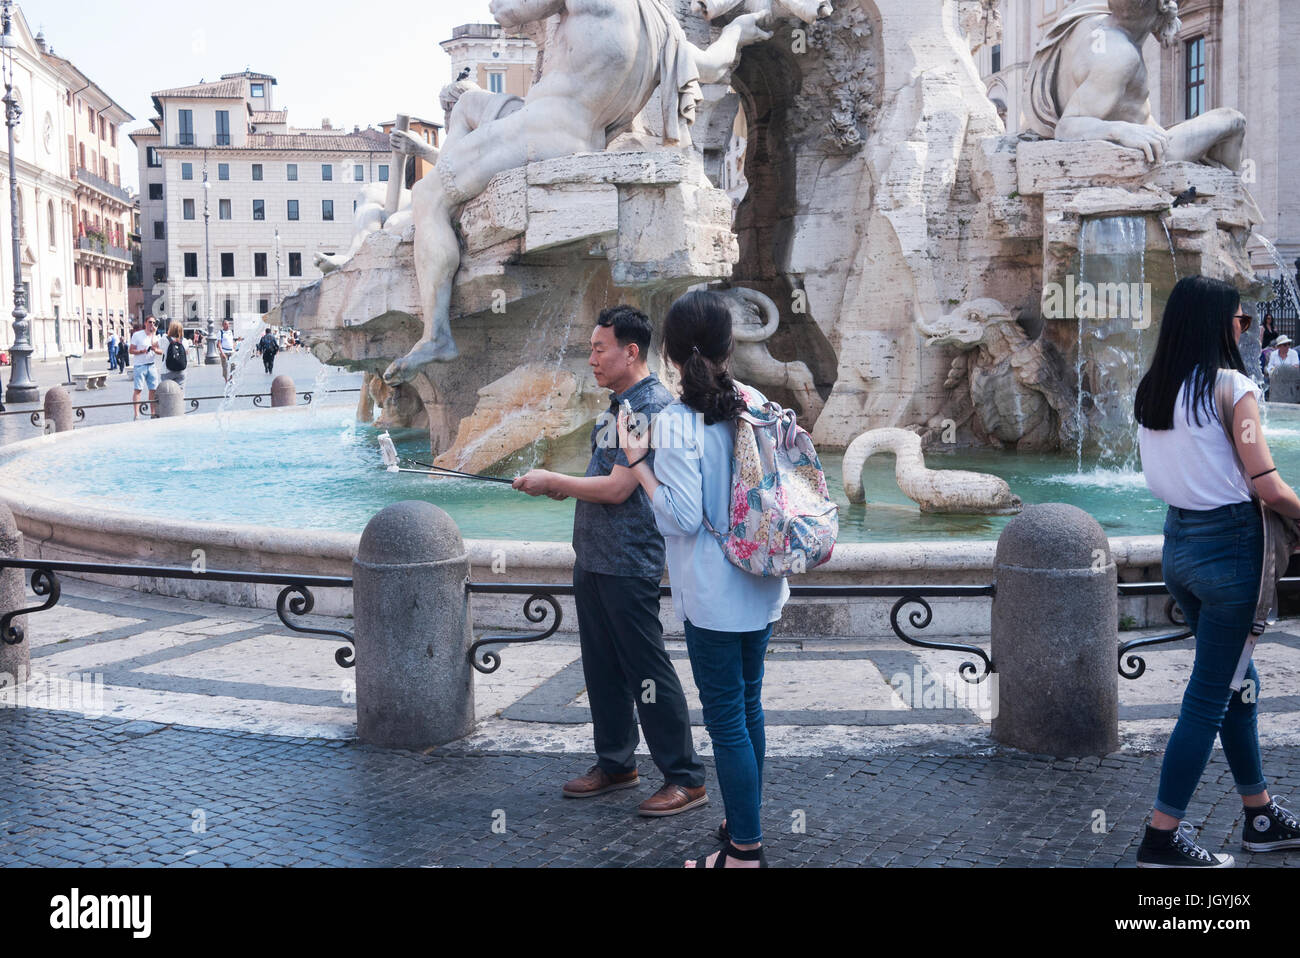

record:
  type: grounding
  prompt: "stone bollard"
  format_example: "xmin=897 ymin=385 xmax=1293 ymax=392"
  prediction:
xmin=42 ymin=387 xmax=75 ymax=433
xmin=0 ymin=504 xmax=28 ymax=693
xmin=271 ymin=375 xmax=296 ymax=408
xmin=1269 ymin=364 xmax=1300 ymax=404
xmin=991 ymin=503 xmax=1119 ymax=757
xmin=353 ymin=501 xmax=474 ymax=748
xmin=156 ymin=380 xmax=185 ymax=418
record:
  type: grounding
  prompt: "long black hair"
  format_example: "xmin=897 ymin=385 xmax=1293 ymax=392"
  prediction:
xmin=662 ymin=290 xmax=746 ymax=425
xmin=1134 ymin=275 xmax=1246 ymax=431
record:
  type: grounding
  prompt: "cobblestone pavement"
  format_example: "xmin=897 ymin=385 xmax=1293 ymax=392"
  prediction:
xmin=1 ymin=709 xmax=1297 ymax=868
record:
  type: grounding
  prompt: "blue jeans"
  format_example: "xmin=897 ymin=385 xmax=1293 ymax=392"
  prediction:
xmin=1156 ymin=501 xmax=1269 ymax=819
xmin=683 ymin=619 xmax=772 ymax=845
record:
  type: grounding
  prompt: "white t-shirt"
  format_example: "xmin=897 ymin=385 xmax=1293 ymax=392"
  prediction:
xmin=1138 ymin=369 xmax=1263 ymax=511
xmin=219 ymin=329 xmax=234 ymax=352
xmin=1267 ymin=349 xmax=1299 ymax=374
xmin=130 ymin=330 xmax=160 ymax=367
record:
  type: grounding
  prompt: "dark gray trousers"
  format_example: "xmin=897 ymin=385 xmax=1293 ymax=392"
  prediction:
xmin=573 ymin=567 xmax=705 ymax=788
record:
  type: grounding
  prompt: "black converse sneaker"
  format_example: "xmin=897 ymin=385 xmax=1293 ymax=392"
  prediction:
xmin=1241 ymin=798 xmax=1300 ymax=852
xmin=1137 ymin=821 xmax=1235 ymax=868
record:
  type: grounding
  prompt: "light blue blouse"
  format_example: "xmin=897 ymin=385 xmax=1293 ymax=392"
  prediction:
xmin=650 ymin=398 xmax=790 ymax=633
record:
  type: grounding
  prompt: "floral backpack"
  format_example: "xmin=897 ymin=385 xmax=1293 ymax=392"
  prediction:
xmin=703 ymin=383 xmax=839 ymax=577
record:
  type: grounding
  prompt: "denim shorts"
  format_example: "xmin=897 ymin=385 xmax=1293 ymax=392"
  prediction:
xmin=132 ymin=363 xmax=161 ymax=392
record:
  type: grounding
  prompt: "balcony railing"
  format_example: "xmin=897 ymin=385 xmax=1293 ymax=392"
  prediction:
xmin=75 ymin=167 xmax=130 ymax=204
xmin=77 ymin=236 xmax=131 ymax=263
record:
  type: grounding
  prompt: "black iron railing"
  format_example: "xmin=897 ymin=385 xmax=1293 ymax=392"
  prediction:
xmin=0 ymin=559 xmax=355 ymax=668
xmin=466 ymin=582 xmax=998 ymax=684
xmin=1117 ymin=578 xmax=1300 ymax=679
xmin=6 ymin=388 xmax=362 ymax=426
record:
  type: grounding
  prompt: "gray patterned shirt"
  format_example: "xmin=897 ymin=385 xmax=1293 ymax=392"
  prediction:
xmin=572 ymin=374 xmax=673 ymax=578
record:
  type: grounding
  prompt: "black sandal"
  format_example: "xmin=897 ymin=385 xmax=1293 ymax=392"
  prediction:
xmin=716 ymin=821 xmax=729 ymax=844
xmin=690 ymin=841 xmax=768 ymax=868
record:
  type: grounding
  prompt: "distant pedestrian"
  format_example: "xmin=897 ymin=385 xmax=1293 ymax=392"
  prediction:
xmin=161 ymin=320 xmax=189 ymax=393
xmin=107 ymin=331 xmax=119 ymax=372
xmin=129 ymin=317 xmax=163 ymax=420
xmin=219 ymin=319 xmax=235 ymax=382
xmin=1261 ymin=310 xmax=1279 ymax=349
xmin=257 ymin=326 xmax=279 ymax=375
xmin=116 ymin=335 xmax=129 ymax=375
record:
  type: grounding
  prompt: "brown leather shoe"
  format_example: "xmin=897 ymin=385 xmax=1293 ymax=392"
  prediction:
xmin=638 ymin=783 xmax=709 ymax=817
xmin=562 ymin=765 xmax=640 ymax=798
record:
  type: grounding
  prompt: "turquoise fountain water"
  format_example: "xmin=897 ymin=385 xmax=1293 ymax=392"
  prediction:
xmin=17 ymin=402 xmax=1300 ymax=544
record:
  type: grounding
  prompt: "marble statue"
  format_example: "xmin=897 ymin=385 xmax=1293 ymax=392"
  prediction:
xmin=694 ymin=0 xmax=833 ymax=25
xmin=916 ymin=299 xmax=1075 ymax=452
xmin=380 ymin=0 xmax=776 ymax=385
xmin=718 ymin=287 xmax=824 ymax=424
xmin=842 ymin=427 xmax=1023 ymax=515
xmin=1026 ymin=0 xmax=1245 ymax=168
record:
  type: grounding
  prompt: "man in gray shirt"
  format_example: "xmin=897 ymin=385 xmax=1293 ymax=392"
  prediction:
xmin=514 ymin=305 xmax=707 ymax=817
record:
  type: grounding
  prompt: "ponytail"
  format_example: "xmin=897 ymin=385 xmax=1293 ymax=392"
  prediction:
xmin=663 ymin=291 xmax=745 ymax=425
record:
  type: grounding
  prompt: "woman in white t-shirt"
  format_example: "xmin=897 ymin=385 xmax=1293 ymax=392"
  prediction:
xmin=1134 ymin=275 xmax=1300 ymax=867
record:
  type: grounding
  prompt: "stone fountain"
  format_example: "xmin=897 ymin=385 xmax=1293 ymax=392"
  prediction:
xmin=277 ymin=0 xmax=1271 ymax=504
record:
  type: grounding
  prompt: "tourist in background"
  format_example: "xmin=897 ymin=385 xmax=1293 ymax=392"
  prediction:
xmin=107 ymin=330 xmax=119 ymax=372
xmin=219 ymin=319 xmax=236 ymax=383
xmin=116 ymin=334 xmax=129 ymax=376
xmin=129 ymin=317 xmax=163 ymax=421
xmin=512 ymin=306 xmax=709 ymax=821
xmin=258 ymin=327 xmax=279 ymax=375
xmin=161 ymin=320 xmax=189 ymax=394
xmin=1260 ymin=310 xmax=1279 ymax=349
xmin=1266 ymin=335 xmax=1297 ymax=376
xmin=621 ymin=289 xmax=790 ymax=868
xmin=1134 ymin=275 xmax=1300 ymax=867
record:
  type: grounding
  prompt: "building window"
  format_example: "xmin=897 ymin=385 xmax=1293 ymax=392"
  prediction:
xmin=218 ymin=163 xmax=230 ymax=181
xmin=252 ymin=199 xmax=266 ymax=221
xmin=1185 ymin=36 xmax=1206 ymax=119
xmin=223 ymin=298 xmax=234 ymax=320
xmin=149 ymin=183 xmax=164 ymax=200
xmin=221 ymin=252 xmax=235 ymax=277
xmin=219 ymin=199 xmax=232 ymax=220
xmin=252 ymin=163 xmax=263 ymax=181
xmin=287 ymin=163 xmax=298 ymax=181
xmin=47 ymin=200 xmax=56 ymax=249
xmin=378 ymin=164 xmax=389 ymax=182
xmin=73 ymin=264 xmax=79 ymax=285
xmin=110 ymin=125 xmax=117 ymax=148
xmin=354 ymin=164 xmax=364 ymax=181
xmin=178 ymin=109 xmax=194 ymax=146
xmin=95 ymin=268 xmax=103 ymax=288
xmin=184 ymin=252 xmax=198 ymax=278
xmin=251 ymin=82 xmax=265 ymax=98
xmin=321 ymin=164 xmax=332 ymax=181
xmin=215 ymin=110 xmax=231 ymax=146
xmin=289 ymin=252 xmax=302 ymax=276
xmin=154 ymin=221 xmax=165 ymax=240
xmin=488 ymin=72 xmax=504 ymax=94
xmin=181 ymin=162 xmax=193 ymax=180
xmin=286 ymin=199 xmax=300 ymax=221
xmin=183 ymin=198 xmax=195 ymax=220
xmin=153 ymin=267 xmax=166 ymax=284
xmin=254 ymin=252 xmax=268 ymax=277
xmin=147 ymin=146 xmax=161 ymax=168
xmin=991 ymin=43 xmax=1002 ymax=74
xmin=322 ymin=199 xmax=334 ymax=221
xmin=258 ymin=298 xmax=270 ymax=314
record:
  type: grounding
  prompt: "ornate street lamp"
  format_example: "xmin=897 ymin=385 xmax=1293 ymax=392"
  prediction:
xmin=1 ymin=1 xmax=36 ymax=403
xmin=202 ymin=161 xmax=218 ymax=364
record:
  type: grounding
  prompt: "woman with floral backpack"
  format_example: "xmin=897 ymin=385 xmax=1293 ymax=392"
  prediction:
xmin=620 ymin=289 xmax=810 ymax=868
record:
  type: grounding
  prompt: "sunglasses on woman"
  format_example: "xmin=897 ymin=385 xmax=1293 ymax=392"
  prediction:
xmin=1234 ymin=311 xmax=1252 ymax=331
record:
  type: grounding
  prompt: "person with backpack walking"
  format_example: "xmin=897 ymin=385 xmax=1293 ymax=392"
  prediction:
xmin=1134 ymin=275 xmax=1300 ymax=867
xmin=257 ymin=327 xmax=279 ymax=375
xmin=620 ymin=289 xmax=835 ymax=868
xmin=161 ymin=320 xmax=189 ymax=393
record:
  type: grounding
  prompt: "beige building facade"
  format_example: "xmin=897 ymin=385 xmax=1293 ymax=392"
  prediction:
xmin=131 ymin=71 xmax=392 ymax=329
xmin=439 ymin=23 xmax=536 ymax=97
xmin=974 ymin=0 xmax=1300 ymax=270
xmin=0 ymin=7 xmax=132 ymax=362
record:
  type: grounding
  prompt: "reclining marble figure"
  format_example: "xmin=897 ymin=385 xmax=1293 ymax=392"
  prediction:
xmin=381 ymin=0 xmax=776 ymax=386
xmin=1026 ymin=0 xmax=1245 ymax=168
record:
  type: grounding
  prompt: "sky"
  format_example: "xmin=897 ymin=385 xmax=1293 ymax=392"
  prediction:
xmin=21 ymin=0 xmax=498 ymax=192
